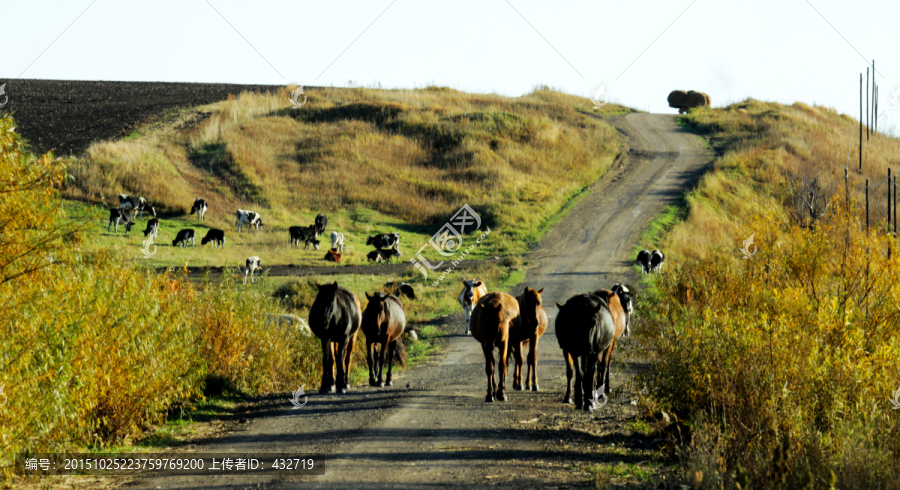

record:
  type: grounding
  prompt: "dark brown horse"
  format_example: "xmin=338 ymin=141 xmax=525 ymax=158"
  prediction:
xmin=470 ymin=292 xmax=520 ymax=402
xmin=510 ymin=286 xmax=548 ymax=392
xmin=361 ymin=292 xmax=407 ymax=387
xmin=555 ymin=292 xmax=616 ymax=411
xmin=308 ymin=282 xmax=362 ymax=394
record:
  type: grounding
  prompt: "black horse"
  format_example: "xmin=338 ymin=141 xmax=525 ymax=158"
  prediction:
xmin=555 ymin=293 xmax=617 ymax=411
xmin=361 ymin=292 xmax=407 ymax=387
xmin=309 ymin=282 xmax=362 ymax=394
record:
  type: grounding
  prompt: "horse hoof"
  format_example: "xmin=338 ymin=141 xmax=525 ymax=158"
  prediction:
xmin=385 ymin=380 xmax=393 ymax=387
xmin=574 ymin=402 xmax=583 ymax=410
xmin=319 ymin=386 xmax=334 ymax=394
xmin=583 ymin=404 xmax=594 ymax=413
xmin=497 ymin=393 xmax=507 ymax=402
xmin=377 ymin=381 xmax=385 ymax=387
xmin=563 ymin=397 xmax=572 ymax=404
xmin=513 ymin=385 xmax=522 ymax=391
xmin=368 ymin=379 xmax=378 ymax=387
xmin=484 ymin=396 xmax=494 ymax=403
xmin=532 ymin=385 xmax=540 ymax=392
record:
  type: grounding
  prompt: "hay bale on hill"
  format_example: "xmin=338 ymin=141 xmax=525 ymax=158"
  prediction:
xmin=668 ymin=90 xmax=711 ymax=114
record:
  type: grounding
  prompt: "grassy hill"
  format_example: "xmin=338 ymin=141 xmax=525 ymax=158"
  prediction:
xmin=61 ymin=86 xmax=630 ymax=268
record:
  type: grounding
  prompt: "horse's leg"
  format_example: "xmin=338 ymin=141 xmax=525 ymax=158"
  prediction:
xmin=604 ymin=341 xmax=616 ymax=396
xmin=377 ymin=339 xmax=388 ymax=387
xmin=496 ymin=339 xmax=509 ymax=402
xmin=385 ymin=339 xmax=396 ymax=386
xmin=335 ymin=339 xmax=348 ymax=393
xmin=366 ymin=340 xmax=378 ymax=386
xmin=573 ymin=354 xmax=584 ymax=410
xmin=563 ymin=350 xmax=574 ymax=404
xmin=482 ymin=344 xmax=495 ymax=403
xmin=319 ymin=339 xmax=335 ymax=394
xmin=344 ymin=332 xmax=356 ymax=390
xmin=528 ymin=335 xmax=540 ymax=392
xmin=582 ymin=354 xmax=597 ymax=412
xmin=512 ymin=341 xmax=524 ymax=391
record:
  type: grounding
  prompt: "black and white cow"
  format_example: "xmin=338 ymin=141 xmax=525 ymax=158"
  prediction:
xmin=650 ymin=249 xmax=666 ymax=273
xmin=636 ymin=249 xmax=651 ymax=274
xmin=107 ymin=208 xmax=135 ymax=234
xmin=611 ymin=284 xmax=635 ymax=336
xmin=330 ymin=231 xmax=345 ymax=253
xmin=172 ymin=229 xmax=196 ymax=248
xmin=143 ymin=218 xmax=159 ymax=238
xmin=367 ymin=248 xmax=401 ymax=262
xmin=315 ymin=214 xmax=328 ymax=234
xmin=201 ymin=229 xmax=225 ymax=249
xmin=366 ymin=232 xmax=400 ymax=252
xmin=118 ymin=194 xmax=151 ymax=219
xmin=289 ymin=225 xmax=320 ymax=249
xmin=190 ymin=198 xmax=208 ymax=222
xmin=244 ymin=256 xmax=261 ymax=284
xmin=235 ymin=209 xmax=264 ymax=232
xmin=384 ymin=281 xmax=417 ymax=300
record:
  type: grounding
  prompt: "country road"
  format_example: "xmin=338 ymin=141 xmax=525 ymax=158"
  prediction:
xmin=131 ymin=113 xmax=712 ymax=489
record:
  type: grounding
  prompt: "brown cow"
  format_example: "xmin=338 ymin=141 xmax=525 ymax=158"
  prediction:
xmin=510 ymin=287 xmax=548 ymax=392
xmin=470 ymin=292 xmax=521 ymax=402
xmin=361 ymin=292 xmax=407 ymax=387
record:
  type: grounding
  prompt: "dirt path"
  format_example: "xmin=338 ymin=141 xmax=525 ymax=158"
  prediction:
xmin=130 ymin=114 xmax=712 ymax=489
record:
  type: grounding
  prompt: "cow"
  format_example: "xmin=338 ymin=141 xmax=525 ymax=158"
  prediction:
xmin=367 ymin=249 xmax=401 ymax=262
xmin=235 ymin=209 xmax=263 ymax=232
xmin=324 ymin=249 xmax=342 ymax=263
xmin=650 ymin=249 xmax=666 ymax=272
xmin=172 ymin=229 xmax=196 ymax=248
xmin=142 ymin=218 xmax=159 ymax=238
xmin=459 ymin=279 xmax=488 ymax=335
xmin=201 ymin=229 xmax=225 ymax=249
xmin=289 ymin=225 xmax=320 ymax=249
xmin=315 ymin=214 xmax=328 ymax=234
xmin=636 ymin=249 xmax=651 ymax=274
xmin=331 ymin=231 xmax=345 ymax=253
xmin=190 ymin=198 xmax=208 ymax=222
xmin=244 ymin=256 xmax=261 ymax=284
xmin=107 ymin=208 xmax=135 ymax=234
xmin=118 ymin=194 xmax=151 ymax=219
xmin=366 ymin=232 xmax=400 ymax=252
xmin=384 ymin=281 xmax=417 ymax=300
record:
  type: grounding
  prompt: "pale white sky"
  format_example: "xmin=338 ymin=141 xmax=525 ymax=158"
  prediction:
xmin=4 ymin=0 xmax=899 ymax=133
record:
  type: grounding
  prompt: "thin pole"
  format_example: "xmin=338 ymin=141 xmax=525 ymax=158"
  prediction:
xmin=875 ymin=84 xmax=878 ymax=134
xmin=872 ymin=60 xmax=876 ymax=132
xmin=860 ymin=74 xmax=863 ymax=170
xmin=889 ymin=168 xmax=892 ymax=235
xmin=866 ymin=178 xmax=870 ymax=231
xmin=895 ymin=174 xmax=898 ymax=236
xmin=867 ymin=67 xmax=870 ymax=140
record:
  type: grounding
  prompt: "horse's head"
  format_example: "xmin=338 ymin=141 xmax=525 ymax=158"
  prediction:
xmin=519 ymin=286 xmax=545 ymax=326
xmin=611 ymin=284 xmax=635 ymax=316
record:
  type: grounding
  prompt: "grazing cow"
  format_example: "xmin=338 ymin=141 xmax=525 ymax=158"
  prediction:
xmin=315 ymin=214 xmax=328 ymax=234
xmin=330 ymin=231 xmax=344 ymax=253
xmin=367 ymin=249 xmax=401 ymax=262
xmin=142 ymin=218 xmax=159 ymax=238
xmin=384 ymin=281 xmax=417 ymax=300
xmin=324 ymin=249 xmax=342 ymax=263
xmin=459 ymin=279 xmax=488 ymax=335
xmin=118 ymin=195 xmax=150 ymax=219
xmin=510 ymin=287 xmax=548 ymax=392
xmin=636 ymin=249 xmax=651 ymax=274
xmin=470 ymin=292 xmax=521 ymax=402
xmin=289 ymin=225 xmax=320 ymax=250
xmin=172 ymin=229 xmax=196 ymax=248
xmin=107 ymin=208 xmax=135 ymax=234
xmin=584 ymin=286 xmax=634 ymax=402
xmin=366 ymin=232 xmax=400 ymax=252
xmin=201 ymin=229 xmax=225 ymax=249
xmin=265 ymin=314 xmax=312 ymax=335
xmin=362 ymin=292 xmax=407 ymax=387
xmin=555 ymin=292 xmax=617 ymax=411
xmin=650 ymin=249 xmax=666 ymax=272
xmin=308 ymin=282 xmax=362 ymax=393
xmin=244 ymin=256 xmax=261 ymax=284
xmin=235 ymin=209 xmax=263 ymax=232
xmin=190 ymin=198 xmax=208 ymax=222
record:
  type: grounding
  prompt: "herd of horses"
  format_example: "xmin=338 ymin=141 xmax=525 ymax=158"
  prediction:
xmin=308 ymin=279 xmax=634 ymax=412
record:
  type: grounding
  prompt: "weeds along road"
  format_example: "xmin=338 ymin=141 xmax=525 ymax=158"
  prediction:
xmin=132 ymin=114 xmax=712 ymax=490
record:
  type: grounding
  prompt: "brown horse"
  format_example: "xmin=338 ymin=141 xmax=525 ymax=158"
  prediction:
xmin=590 ymin=284 xmax=634 ymax=395
xmin=308 ymin=282 xmax=362 ymax=394
xmin=555 ymin=292 xmax=616 ymax=411
xmin=510 ymin=287 xmax=548 ymax=392
xmin=361 ymin=292 xmax=407 ymax=387
xmin=470 ymin=292 xmax=520 ymax=402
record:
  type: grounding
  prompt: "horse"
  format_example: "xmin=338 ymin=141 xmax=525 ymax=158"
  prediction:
xmin=510 ymin=286 xmax=548 ymax=392
xmin=555 ymin=292 xmax=617 ymax=411
xmin=470 ymin=292 xmax=521 ymax=402
xmin=585 ymin=285 xmax=634 ymax=398
xmin=361 ymin=292 xmax=407 ymax=387
xmin=308 ymin=282 xmax=362 ymax=394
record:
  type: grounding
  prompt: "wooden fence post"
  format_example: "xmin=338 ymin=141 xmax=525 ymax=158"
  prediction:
xmin=866 ymin=178 xmax=870 ymax=231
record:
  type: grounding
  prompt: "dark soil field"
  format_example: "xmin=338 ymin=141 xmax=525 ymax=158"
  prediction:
xmin=0 ymin=79 xmax=284 ymax=155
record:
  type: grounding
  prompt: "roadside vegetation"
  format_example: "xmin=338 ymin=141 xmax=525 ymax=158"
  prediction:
xmin=637 ymin=100 xmax=900 ymax=489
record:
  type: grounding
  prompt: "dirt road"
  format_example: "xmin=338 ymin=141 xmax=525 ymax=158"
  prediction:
xmin=131 ymin=113 xmax=712 ymax=489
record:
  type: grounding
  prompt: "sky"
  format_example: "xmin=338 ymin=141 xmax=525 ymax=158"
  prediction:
xmin=4 ymin=0 xmax=900 ymax=134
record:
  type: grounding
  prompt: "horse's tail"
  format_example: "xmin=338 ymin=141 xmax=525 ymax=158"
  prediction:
xmin=393 ymin=336 xmax=408 ymax=367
